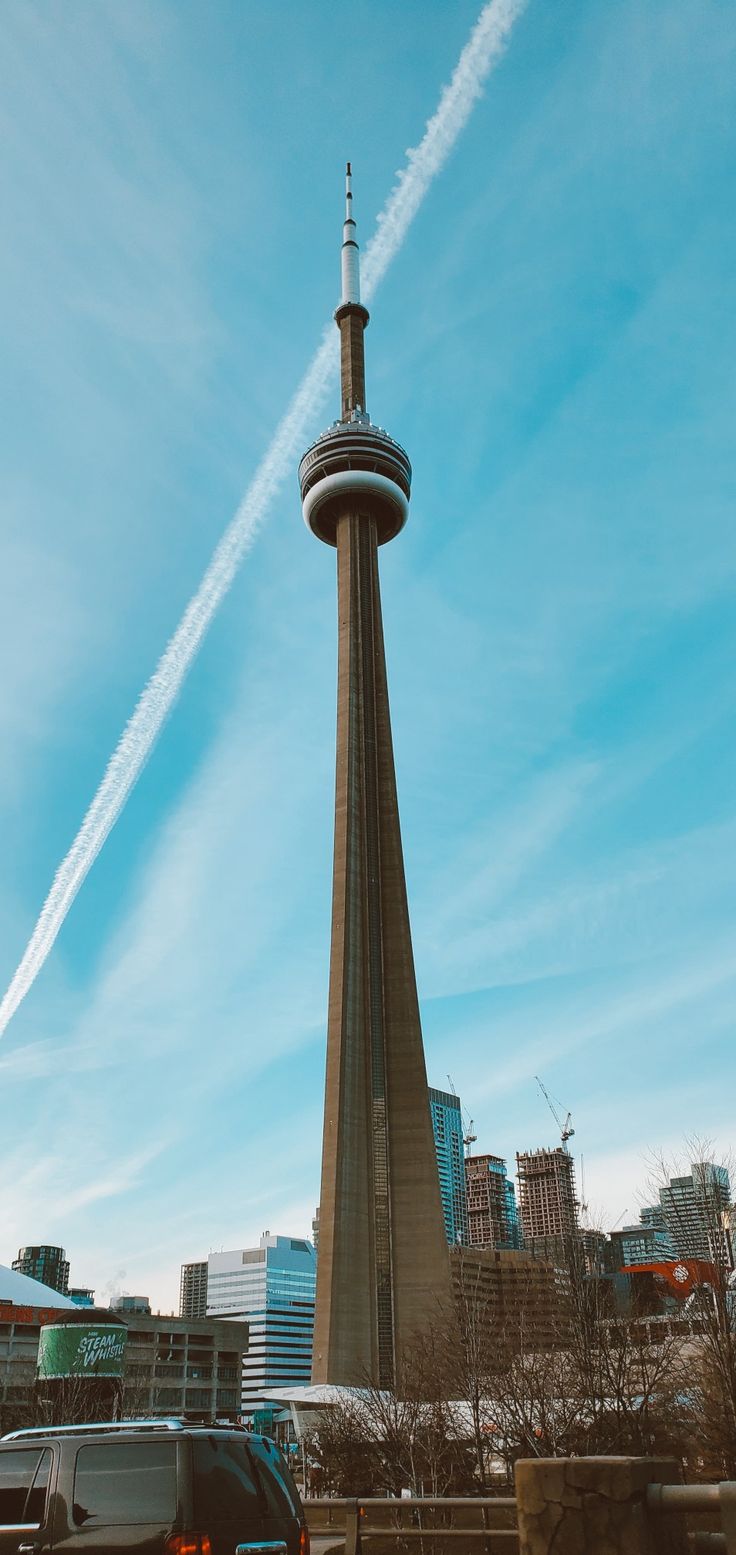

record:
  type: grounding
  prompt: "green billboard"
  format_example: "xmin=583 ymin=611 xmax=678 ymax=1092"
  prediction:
xmin=38 ymin=1323 xmax=127 ymax=1380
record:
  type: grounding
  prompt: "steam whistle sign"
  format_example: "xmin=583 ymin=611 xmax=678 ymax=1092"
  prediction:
xmin=38 ymin=1324 xmax=127 ymax=1380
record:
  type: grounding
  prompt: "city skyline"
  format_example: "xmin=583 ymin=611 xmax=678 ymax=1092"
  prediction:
xmin=1 ymin=0 xmax=735 ymax=1312
xmin=3 ymin=1128 xmax=732 ymax=1316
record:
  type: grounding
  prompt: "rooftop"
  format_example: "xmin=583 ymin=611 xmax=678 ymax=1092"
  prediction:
xmin=0 ymin=1263 xmax=74 ymax=1310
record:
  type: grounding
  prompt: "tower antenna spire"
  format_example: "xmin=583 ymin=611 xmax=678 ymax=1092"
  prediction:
xmin=341 ymin=160 xmax=360 ymax=305
xmin=336 ymin=162 xmax=369 ymax=421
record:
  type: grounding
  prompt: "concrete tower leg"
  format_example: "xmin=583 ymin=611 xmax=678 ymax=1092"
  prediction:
xmin=311 ymin=509 xmax=449 ymax=1387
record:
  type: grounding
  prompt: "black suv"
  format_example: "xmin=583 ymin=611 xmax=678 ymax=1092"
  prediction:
xmin=0 ymin=1418 xmax=309 ymax=1555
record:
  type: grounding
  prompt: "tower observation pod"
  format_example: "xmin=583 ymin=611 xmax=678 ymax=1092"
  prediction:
xmin=299 ymin=164 xmax=411 ymax=546
xmin=299 ymin=168 xmax=452 ymax=1390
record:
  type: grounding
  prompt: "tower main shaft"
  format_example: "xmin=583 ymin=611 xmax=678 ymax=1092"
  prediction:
xmin=300 ymin=169 xmax=451 ymax=1388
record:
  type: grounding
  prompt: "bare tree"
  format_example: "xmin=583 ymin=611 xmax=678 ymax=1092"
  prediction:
xmin=483 ymin=1228 xmax=688 ymax=1474
xmin=305 ymin=1389 xmax=381 ymax=1496
xmin=305 ymin=1203 xmax=709 ymax=1496
xmin=304 ymin=1329 xmax=472 ymax=1499
xmin=441 ymin=1251 xmax=504 ymax=1490
xmin=397 ymin=1329 xmax=472 ymax=1496
xmin=33 ymin=1369 xmax=124 ymax=1427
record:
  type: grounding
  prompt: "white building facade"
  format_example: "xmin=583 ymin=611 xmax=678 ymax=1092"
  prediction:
xmin=206 ymin=1233 xmax=316 ymax=1418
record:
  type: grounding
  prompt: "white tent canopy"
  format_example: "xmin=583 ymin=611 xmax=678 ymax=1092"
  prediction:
xmin=0 ymin=1263 xmax=75 ymax=1309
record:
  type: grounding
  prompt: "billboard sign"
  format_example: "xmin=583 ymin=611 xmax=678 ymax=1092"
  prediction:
xmin=38 ymin=1323 xmax=127 ymax=1380
xmin=629 ymin=1259 xmax=717 ymax=1298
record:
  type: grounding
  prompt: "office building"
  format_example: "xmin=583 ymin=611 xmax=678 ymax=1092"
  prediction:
xmin=68 ymin=1288 xmax=95 ymax=1308
xmin=466 ymin=1153 xmax=521 ymax=1251
xmin=429 ymin=1088 xmax=468 ymax=1246
xmin=640 ymin=1203 xmax=670 ymax=1234
xmin=0 ymin=1264 xmax=75 ymax=1433
xmin=207 ymin=1234 xmax=316 ymax=1416
xmin=577 ymin=1227 xmax=608 ymax=1276
xmin=1 ymin=1304 xmax=245 ymax=1431
xmin=300 ymin=168 xmax=451 ymax=1386
xmin=659 ymin=1162 xmax=732 ymax=1266
xmin=12 ymin=1246 xmax=69 ymax=1297
xmin=516 ymin=1148 xmax=578 ymax=1260
xmin=451 ymin=1246 xmax=568 ymax=1354
xmin=609 ymin=1205 xmax=675 ymax=1270
xmin=120 ymin=1312 xmax=247 ymax=1422
xmin=180 ymin=1260 xmax=208 ymax=1319
xmin=112 ymin=1295 xmax=151 ymax=1314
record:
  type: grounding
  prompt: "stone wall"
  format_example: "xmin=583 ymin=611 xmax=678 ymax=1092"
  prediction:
xmin=515 ymin=1456 xmax=687 ymax=1554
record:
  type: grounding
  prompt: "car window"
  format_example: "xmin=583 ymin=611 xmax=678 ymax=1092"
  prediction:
xmin=25 ymin=1450 xmax=52 ymax=1525
xmin=193 ymin=1438 xmax=261 ymax=1525
xmin=73 ymin=1441 xmax=177 ymax=1527
xmin=247 ymin=1438 xmax=301 ymax=1518
xmin=0 ymin=1448 xmax=50 ymax=1527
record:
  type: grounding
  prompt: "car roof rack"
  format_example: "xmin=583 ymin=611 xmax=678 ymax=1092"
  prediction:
xmin=2 ymin=1418 xmax=189 ymax=1441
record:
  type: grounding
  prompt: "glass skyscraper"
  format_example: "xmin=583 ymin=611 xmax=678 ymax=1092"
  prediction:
xmin=613 ymin=1205 xmax=675 ymax=1267
xmin=206 ymin=1233 xmax=316 ymax=1417
xmin=12 ymin=1245 xmax=69 ymax=1296
xmin=429 ymin=1087 xmax=468 ymax=1246
xmin=659 ymin=1162 xmax=731 ymax=1265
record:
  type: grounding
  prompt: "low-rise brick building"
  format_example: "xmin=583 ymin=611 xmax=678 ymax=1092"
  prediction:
xmin=120 ymin=1312 xmax=248 ymax=1420
xmin=0 ymin=1296 xmax=248 ymax=1429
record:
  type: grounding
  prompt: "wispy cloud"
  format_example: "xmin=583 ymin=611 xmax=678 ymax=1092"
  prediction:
xmin=465 ymin=936 xmax=736 ymax=1105
xmin=417 ymin=759 xmax=599 ymax=962
xmin=0 ymin=0 xmax=530 ymax=1042
xmin=0 ymin=1140 xmax=168 ymax=1246
xmin=0 ymin=1038 xmax=113 ymax=1084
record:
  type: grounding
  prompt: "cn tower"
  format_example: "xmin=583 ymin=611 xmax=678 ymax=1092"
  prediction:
xmin=300 ymin=168 xmax=451 ymax=1388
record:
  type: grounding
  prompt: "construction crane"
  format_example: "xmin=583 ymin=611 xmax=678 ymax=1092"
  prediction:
xmin=463 ymin=1117 xmax=477 ymax=1158
xmin=579 ymin=1153 xmax=589 ymax=1226
xmin=535 ymin=1075 xmax=575 ymax=1149
xmin=447 ymin=1076 xmax=477 ymax=1157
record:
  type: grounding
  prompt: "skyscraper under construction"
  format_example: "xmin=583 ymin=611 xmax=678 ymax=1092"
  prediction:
xmin=300 ymin=170 xmax=451 ymax=1387
xmin=516 ymin=1146 xmax=578 ymax=1257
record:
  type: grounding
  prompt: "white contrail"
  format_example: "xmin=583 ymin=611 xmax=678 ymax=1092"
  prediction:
xmin=0 ymin=0 xmax=528 ymax=1038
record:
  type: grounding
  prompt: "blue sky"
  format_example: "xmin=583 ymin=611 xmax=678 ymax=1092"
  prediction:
xmin=1 ymin=0 xmax=734 ymax=1311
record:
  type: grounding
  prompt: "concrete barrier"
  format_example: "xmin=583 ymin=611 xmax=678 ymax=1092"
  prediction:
xmin=514 ymin=1456 xmax=687 ymax=1554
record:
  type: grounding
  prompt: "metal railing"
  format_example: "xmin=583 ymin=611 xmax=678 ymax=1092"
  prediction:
xmin=305 ymin=1496 xmax=518 ymax=1554
xmin=647 ymin=1481 xmax=736 ymax=1553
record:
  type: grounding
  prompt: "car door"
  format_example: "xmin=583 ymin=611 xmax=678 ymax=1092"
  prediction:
xmin=0 ymin=1445 xmax=54 ymax=1555
xmin=191 ymin=1437 xmax=265 ymax=1555
xmin=246 ymin=1439 xmax=303 ymax=1555
xmin=50 ymin=1439 xmax=180 ymax=1553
